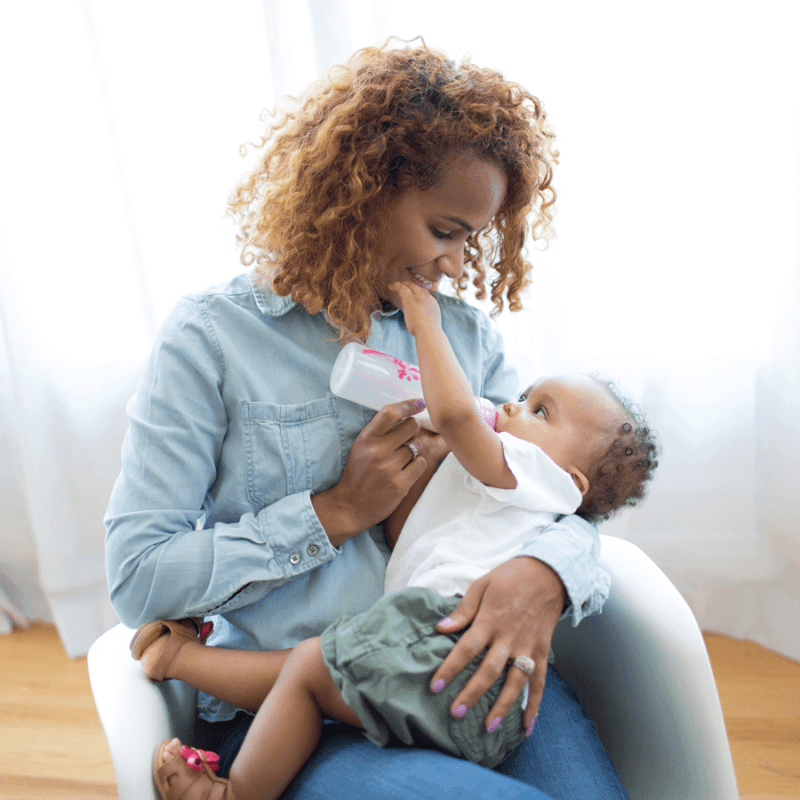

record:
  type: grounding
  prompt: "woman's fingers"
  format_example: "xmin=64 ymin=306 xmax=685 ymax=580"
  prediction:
xmin=364 ymin=399 xmax=425 ymax=437
xmin=429 ymin=574 xmax=495 ymax=690
xmin=429 ymin=558 xmax=565 ymax=733
xmin=312 ymin=400 xmax=429 ymax=545
xmin=401 ymin=436 xmax=424 ymax=465
xmin=482 ymin=649 xmax=546 ymax=734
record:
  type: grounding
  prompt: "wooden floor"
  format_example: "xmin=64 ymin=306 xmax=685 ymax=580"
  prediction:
xmin=0 ymin=624 xmax=798 ymax=799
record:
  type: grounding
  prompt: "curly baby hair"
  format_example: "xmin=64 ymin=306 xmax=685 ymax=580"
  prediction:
xmin=577 ymin=380 xmax=660 ymax=524
xmin=227 ymin=38 xmax=559 ymax=341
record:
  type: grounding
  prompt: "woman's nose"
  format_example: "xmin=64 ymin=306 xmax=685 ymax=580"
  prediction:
xmin=436 ymin=244 xmax=465 ymax=279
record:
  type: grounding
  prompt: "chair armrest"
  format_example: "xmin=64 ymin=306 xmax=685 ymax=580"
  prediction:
xmin=552 ymin=535 xmax=738 ymax=800
xmin=88 ymin=623 xmax=198 ymax=800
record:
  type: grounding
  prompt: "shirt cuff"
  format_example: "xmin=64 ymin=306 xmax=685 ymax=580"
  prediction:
xmin=517 ymin=528 xmax=610 ymax=626
xmin=257 ymin=490 xmax=339 ymax=577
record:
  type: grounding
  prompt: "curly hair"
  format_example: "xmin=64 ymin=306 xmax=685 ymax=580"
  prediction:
xmin=577 ymin=380 xmax=660 ymax=524
xmin=227 ymin=39 xmax=559 ymax=341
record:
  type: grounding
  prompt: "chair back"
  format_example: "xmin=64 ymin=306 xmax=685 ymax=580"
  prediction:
xmin=552 ymin=535 xmax=739 ymax=800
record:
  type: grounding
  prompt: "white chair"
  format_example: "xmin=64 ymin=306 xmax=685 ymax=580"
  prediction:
xmin=88 ymin=535 xmax=739 ymax=800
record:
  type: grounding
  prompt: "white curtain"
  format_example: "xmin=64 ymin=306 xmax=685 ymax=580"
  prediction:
xmin=1 ymin=0 xmax=798 ymax=661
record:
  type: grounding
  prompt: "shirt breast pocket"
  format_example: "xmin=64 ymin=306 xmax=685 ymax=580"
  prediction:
xmin=242 ymin=398 xmax=347 ymax=508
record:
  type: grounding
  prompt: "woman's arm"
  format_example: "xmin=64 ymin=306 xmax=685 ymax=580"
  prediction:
xmin=105 ymin=297 xmax=429 ymax=629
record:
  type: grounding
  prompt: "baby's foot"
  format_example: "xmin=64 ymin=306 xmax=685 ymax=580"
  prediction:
xmin=138 ymin=632 xmax=196 ymax=680
xmin=154 ymin=739 xmax=227 ymax=800
xmin=130 ymin=618 xmax=211 ymax=681
xmin=158 ymin=737 xmax=183 ymax=766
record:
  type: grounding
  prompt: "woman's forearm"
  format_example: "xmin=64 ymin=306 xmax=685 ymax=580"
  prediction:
xmin=106 ymin=491 xmax=337 ymax=628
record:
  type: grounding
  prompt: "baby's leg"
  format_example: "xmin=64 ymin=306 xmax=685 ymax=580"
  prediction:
xmin=228 ymin=637 xmax=363 ymax=800
xmin=137 ymin=626 xmax=293 ymax=712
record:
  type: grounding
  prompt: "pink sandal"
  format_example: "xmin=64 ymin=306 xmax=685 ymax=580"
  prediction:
xmin=130 ymin=617 xmax=214 ymax=681
xmin=153 ymin=740 xmax=228 ymax=800
xmin=180 ymin=745 xmax=220 ymax=773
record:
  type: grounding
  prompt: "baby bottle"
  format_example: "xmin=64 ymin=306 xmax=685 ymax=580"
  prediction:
xmin=330 ymin=343 xmax=498 ymax=432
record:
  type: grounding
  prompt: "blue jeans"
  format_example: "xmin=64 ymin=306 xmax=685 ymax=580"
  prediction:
xmin=195 ymin=665 xmax=629 ymax=800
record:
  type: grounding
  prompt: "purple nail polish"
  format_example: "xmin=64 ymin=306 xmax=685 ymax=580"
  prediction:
xmin=526 ymin=717 xmax=537 ymax=737
xmin=431 ymin=678 xmax=446 ymax=694
xmin=415 ymin=398 xmax=426 ymax=410
xmin=487 ymin=716 xmax=502 ymax=733
xmin=437 ymin=616 xmax=453 ymax=628
xmin=454 ymin=704 xmax=468 ymax=718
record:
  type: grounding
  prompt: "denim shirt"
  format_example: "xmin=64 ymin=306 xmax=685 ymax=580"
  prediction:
xmin=105 ymin=272 xmax=610 ymax=722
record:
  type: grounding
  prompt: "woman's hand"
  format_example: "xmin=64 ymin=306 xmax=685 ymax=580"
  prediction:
xmin=428 ymin=557 xmax=567 ymax=735
xmin=311 ymin=399 xmax=431 ymax=547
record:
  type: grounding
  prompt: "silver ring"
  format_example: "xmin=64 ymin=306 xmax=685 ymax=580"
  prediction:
xmin=510 ymin=656 xmax=535 ymax=676
xmin=404 ymin=441 xmax=419 ymax=460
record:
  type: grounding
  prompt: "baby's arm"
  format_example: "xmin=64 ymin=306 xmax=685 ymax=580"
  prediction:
xmin=390 ymin=281 xmax=515 ymax=490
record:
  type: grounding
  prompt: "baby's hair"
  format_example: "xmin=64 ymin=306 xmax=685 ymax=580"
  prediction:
xmin=227 ymin=38 xmax=558 ymax=341
xmin=577 ymin=379 xmax=659 ymax=524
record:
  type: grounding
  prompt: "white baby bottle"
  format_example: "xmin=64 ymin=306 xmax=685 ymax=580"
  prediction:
xmin=330 ymin=342 xmax=497 ymax=432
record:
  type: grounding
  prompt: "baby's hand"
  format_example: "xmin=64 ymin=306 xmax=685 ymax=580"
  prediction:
xmin=389 ymin=281 xmax=442 ymax=337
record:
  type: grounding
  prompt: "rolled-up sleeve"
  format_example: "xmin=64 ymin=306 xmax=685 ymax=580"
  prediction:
xmin=104 ymin=298 xmax=338 ymax=629
xmin=518 ymin=514 xmax=610 ymax=626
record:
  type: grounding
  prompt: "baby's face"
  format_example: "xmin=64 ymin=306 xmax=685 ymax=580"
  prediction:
xmin=494 ymin=375 xmax=620 ymax=473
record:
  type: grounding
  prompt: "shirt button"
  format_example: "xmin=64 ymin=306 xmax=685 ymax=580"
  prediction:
xmin=289 ymin=552 xmax=301 ymax=566
xmin=307 ymin=544 xmax=319 ymax=557
xmin=581 ymin=601 xmax=590 ymax=612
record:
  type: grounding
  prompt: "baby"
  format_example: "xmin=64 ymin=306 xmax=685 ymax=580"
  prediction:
xmin=140 ymin=280 xmax=658 ymax=800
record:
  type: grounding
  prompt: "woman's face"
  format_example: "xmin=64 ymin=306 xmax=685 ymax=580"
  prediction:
xmin=375 ymin=152 xmax=508 ymax=305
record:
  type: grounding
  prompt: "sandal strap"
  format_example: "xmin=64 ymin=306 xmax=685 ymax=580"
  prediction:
xmin=154 ymin=743 xmax=228 ymax=800
xmin=130 ymin=617 xmax=213 ymax=681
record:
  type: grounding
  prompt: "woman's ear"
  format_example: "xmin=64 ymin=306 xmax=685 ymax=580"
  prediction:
xmin=571 ymin=469 xmax=590 ymax=497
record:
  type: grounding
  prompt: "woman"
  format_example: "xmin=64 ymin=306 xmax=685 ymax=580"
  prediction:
xmin=105 ymin=42 xmax=627 ymax=799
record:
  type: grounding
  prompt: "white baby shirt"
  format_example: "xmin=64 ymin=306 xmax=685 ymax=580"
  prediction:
xmin=384 ymin=432 xmax=582 ymax=598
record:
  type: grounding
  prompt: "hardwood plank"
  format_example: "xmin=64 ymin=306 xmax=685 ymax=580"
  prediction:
xmin=0 ymin=775 xmax=117 ymax=800
xmin=0 ymin=622 xmax=116 ymax=789
xmin=704 ymin=632 xmax=800 ymax=799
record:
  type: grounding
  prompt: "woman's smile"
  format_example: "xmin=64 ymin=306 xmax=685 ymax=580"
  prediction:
xmin=408 ymin=268 xmax=435 ymax=289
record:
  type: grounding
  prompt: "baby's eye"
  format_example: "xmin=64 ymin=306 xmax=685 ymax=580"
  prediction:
xmin=534 ymin=406 xmax=546 ymax=418
xmin=518 ymin=393 xmax=528 ymax=402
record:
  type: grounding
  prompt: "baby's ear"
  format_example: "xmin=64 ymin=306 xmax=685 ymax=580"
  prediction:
xmin=571 ymin=469 xmax=590 ymax=497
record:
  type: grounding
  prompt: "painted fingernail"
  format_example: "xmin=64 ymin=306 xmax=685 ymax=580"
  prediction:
xmin=431 ymin=678 xmax=446 ymax=694
xmin=437 ymin=616 xmax=454 ymax=628
xmin=415 ymin=398 xmax=426 ymax=410
xmin=526 ymin=717 xmax=537 ymax=737
xmin=487 ymin=716 xmax=503 ymax=733
xmin=454 ymin=704 xmax=468 ymax=718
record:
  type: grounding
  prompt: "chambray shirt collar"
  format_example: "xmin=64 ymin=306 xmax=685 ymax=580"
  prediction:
xmin=250 ymin=271 xmax=296 ymax=317
xmin=249 ymin=270 xmax=402 ymax=322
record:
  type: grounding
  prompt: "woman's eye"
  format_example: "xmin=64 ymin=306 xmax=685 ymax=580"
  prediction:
xmin=432 ymin=228 xmax=453 ymax=240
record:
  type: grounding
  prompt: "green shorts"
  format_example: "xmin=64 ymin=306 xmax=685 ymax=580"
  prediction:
xmin=319 ymin=586 xmax=527 ymax=768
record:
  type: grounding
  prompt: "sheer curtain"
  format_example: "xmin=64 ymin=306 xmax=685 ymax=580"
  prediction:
xmin=1 ymin=0 xmax=798 ymax=660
